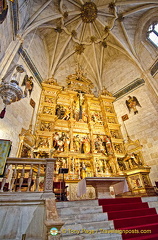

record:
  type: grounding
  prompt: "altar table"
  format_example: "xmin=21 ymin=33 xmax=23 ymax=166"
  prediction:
xmin=77 ymin=177 xmax=128 ymax=198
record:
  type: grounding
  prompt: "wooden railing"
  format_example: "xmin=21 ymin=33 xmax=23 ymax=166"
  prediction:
xmin=0 ymin=157 xmax=56 ymax=193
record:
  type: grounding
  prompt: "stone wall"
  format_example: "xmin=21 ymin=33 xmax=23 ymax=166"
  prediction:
xmin=0 ymin=4 xmax=13 ymax=62
xmin=114 ymin=85 xmax=158 ymax=184
xmin=0 ymin=58 xmax=41 ymax=157
xmin=0 ymin=193 xmax=47 ymax=240
xmin=102 ymin=55 xmax=142 ymax=94
xmin=23 ymin=32 xmax=49 ymax=80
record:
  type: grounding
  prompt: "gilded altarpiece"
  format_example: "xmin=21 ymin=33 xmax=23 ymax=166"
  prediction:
xmin=17 ymin=73 xmax=153 ymax=199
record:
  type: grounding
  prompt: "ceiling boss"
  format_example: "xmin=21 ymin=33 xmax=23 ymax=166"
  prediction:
xmin=60 ymin=0 xmax=116 ymax=45
xmin=80 ymin=2 xmax=98 ymax=23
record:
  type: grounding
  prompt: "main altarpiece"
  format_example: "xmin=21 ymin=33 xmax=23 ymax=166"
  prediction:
xmin=17 ymin=70 xmax=152 ymax=200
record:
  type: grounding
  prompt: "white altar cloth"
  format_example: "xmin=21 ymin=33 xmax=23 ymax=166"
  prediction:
xmin=77 ymin=177 xmax=129 ymax=198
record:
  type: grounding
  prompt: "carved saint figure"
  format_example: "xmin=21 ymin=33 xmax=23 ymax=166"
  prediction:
xmin=73 ymin=135 xmax=81 ymax=152
xmin=130 ymin=153 xmax=139 ymax=165
xmin=94 ymin=135 xmax=106 ymax=154
xmin=82 ymin=136 xmax=91 ymax=153
xmin=81 ymin=162 xmax=86 ymax=179
xmin=57 ymin=138 xmax=64 ymax=152
xmin=104 ymin=135 xmax=113 ymax=154
xmin=53 ymin=132 xmax=59 ymax=150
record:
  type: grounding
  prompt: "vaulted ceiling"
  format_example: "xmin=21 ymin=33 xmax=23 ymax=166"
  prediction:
xmin=18 ymin=0 xmax=158 ymax=92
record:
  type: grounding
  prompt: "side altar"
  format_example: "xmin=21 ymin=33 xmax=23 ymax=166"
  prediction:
xmin=17 ymin=69 xmax=154 ymax=200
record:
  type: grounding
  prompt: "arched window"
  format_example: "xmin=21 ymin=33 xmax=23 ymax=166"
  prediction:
xmin=147 ymin=22 xmax=158 ymax=47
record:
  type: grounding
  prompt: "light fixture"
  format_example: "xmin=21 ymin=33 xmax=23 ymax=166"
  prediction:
xmin=0 ymin=65 xmax=25 ymax=118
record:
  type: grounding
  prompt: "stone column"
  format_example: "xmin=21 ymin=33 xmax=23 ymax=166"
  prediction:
xmin=44 ymin=159 xmax=64 ymax=239
xmin=85 ymin=94 xmax=95 ymax=153
xmin=44 ymin=199 xmax=64 ymax=240
xmin=69 ymin=119 xmax=75 ymax=151
xmin=44 ymin=158 xmax=56 ymax=193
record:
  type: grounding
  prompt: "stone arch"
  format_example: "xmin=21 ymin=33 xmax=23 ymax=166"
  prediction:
xmin=135 ymin=8 xmax=158 ymax=60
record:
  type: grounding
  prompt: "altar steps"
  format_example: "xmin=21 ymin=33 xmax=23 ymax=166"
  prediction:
xmin=56 ymin=199 xmax=122 ymax=240
xmin=57 ymin=196 xmax=158 ymax=240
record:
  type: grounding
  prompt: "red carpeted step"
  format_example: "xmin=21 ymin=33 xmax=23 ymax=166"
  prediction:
xmin=114 ymin=214 xmax=158 ymax=228
xmin=108 ymin=207 xmax=157 ymax=220
xmin=98 ymin=198 xmax=158 ymax=240
xmin=98 ymin=197 xmax=142 ymax=205
xmin=102 ymin=202 xmax=148 ymax=212
xmin=119 ymin=222 xmax=158 ymax=239
xmin=126 ymin=233 xmax=158 ymax=240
